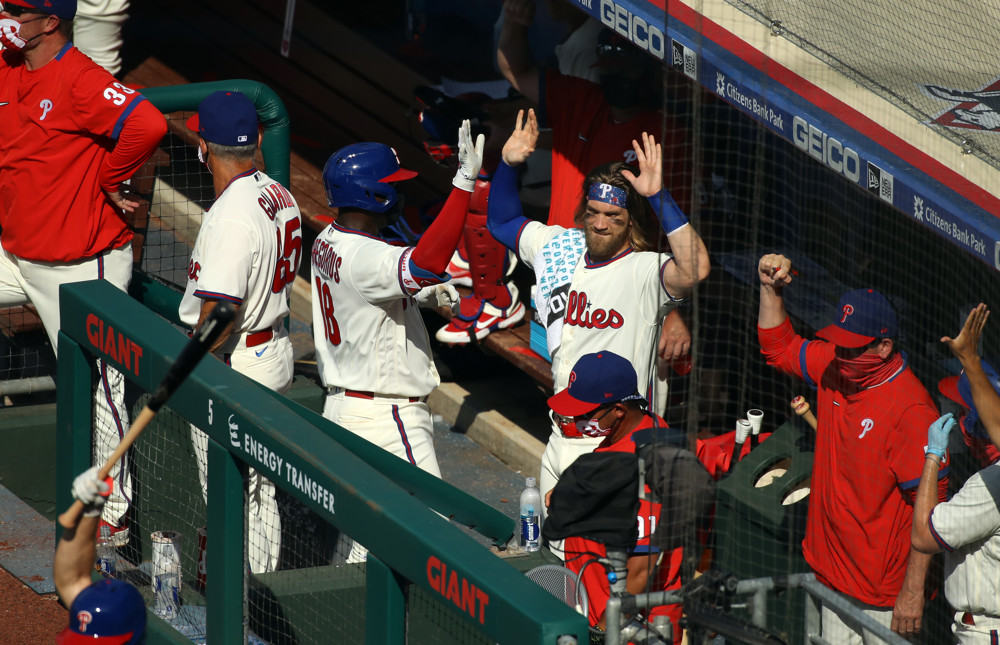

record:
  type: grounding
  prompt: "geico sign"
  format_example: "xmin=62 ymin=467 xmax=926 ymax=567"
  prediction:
xmin=792 ymin=116 xmax=861 ymax=183
xmin=599 ymin=0 xmax=666 ymax=60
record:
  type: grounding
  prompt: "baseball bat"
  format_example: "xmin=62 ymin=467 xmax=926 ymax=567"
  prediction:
xmin=791 ymin=396 xmax=818 ymax=431
xmin=58 ymin=302 xmax=236 ymax=529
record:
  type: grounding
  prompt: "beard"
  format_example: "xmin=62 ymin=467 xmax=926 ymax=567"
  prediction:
xmin=585 ymin=225 xmax=630 ymax=260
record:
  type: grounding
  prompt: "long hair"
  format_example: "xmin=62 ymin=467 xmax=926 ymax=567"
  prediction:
xmin=573 ymin=162 xmax=657 ymax=252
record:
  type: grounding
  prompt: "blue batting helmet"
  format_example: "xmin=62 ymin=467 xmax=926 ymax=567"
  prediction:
xmin=57 ymin=579 xmax=146 ymax=644
xmin=322 ymin=143 xmax=417 ymax=213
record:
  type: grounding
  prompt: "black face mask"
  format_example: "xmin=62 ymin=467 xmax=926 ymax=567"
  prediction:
xmin=599 ymin=74 xmax=645 ymax=110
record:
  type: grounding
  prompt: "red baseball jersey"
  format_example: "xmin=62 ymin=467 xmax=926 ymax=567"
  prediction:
xmin=759 ymin=318 xmax=947 ymax=606
xmin=563 ymin=414 xmax=683 ymax=642
xmin=541 ymin=71 xmax=692 ymax=229
xmin=0 ymin=44 xmax=160 ymax=261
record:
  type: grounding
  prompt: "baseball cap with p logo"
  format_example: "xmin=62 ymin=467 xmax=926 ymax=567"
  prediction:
xmin=547 ymin=351 xmax=647 ymax=418
xmin=816 ymin=288 xmax=898 ymax=348
xmin=186 ymin=91 xmax=259 ymax=147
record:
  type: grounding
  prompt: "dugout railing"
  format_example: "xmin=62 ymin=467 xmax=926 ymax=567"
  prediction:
xmin=55 ymin=279 xmax=588 ymax=645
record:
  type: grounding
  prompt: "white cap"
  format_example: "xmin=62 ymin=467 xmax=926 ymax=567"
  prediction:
xmin=526 ymin=477 xmax=537 ymax=488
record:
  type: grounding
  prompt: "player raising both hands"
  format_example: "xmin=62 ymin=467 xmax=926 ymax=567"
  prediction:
xmin=486 ymin=108 xmax=710 ymax=535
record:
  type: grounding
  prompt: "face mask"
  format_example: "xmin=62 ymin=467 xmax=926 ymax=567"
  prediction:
xmin=574 ymin=407 xmax=615 ymax=438
xmin=0 ymin=17 xmax=45 ymax=50
xmin=198 ymin=144 xmax=213 ymax=175
xmin=599 ymin=74 xmax=645 ymax=110
xmin=833 ymin=350 xmax=902 ymax=389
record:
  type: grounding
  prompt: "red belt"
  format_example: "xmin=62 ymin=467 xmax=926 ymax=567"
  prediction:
xmin=246 ymin=329 xmax=273 ymax=347
xmin=344 ymin=389 xmax=422 ymax=403
xmin=963 ymin=612 xmax=975 ymax=626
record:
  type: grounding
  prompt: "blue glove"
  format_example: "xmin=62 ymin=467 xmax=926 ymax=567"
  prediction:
xmin=926 ymin=413 xmax=955 ymax=460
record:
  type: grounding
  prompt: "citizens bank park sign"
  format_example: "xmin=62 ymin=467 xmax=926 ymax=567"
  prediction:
xmin=570 ymin=0 xmax=1000 ymax=272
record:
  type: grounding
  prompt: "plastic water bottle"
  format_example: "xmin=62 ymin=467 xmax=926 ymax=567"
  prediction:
xmin=519 ymin=477 xmax=541 ymax=552
xmin=96 ymin=524 xmax=116 ymax=577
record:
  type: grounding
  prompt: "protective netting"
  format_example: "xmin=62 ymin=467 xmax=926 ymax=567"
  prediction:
xmin=728 ymin=0 xmax=1000 ymax=167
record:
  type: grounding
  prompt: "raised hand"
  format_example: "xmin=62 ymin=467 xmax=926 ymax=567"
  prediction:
xmin=501 ymin=108 xmax=538 ymax=167
xmin=758 ymin=253 xmax=793 ymax=289
xmin=452 ymin=119 xmax=486 ymax=192
xmin=941 ymin=302 xmax=990 ymax=365
xmin=620 ymin=132 xmax=663 ymax=198
xmin=503 ymin=0 xmax=537 ymax=27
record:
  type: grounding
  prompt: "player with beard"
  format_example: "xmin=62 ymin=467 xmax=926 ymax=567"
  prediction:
xmin=498 ymin=7 xmax=695 ymax=400
xmin=757 ymin=253 xmax=948 ymax=642
xmin=487 ymin=109 xmax=709 ymax=534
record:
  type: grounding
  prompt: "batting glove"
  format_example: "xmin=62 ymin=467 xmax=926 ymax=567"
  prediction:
xmin=71 ymin=466 xmax=114 ymax=518
xmin=925 ymin=413 xmax=954 ymax=460
xmin=415 ymin=284 xmax=460 ymax=314
xmin=452 ymin=119 xmax=486 ymax=193
xmin=0 ymin=19 xmax=26 ymax=51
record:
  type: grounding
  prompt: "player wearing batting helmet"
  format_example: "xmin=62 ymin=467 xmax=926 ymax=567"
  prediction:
xmin=311 ymin=121 xmax=484 ymax=563
xmin=55 ymin=468 xmax=146 ymax=644
xmin=486 ymin=109 xmax=710 ymax=537
xmin=757 ymin=254 xmax=948 ymax=642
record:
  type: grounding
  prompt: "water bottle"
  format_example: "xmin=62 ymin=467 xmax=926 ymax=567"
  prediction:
xmin=96 ymin=524 xmax=116 ymax=577
xmin=519 ymin=477 xmax=541 ymax=552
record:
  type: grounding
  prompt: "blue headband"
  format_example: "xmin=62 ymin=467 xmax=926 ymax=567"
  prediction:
xmin=587 ymin=182 xmax=628 ymax=207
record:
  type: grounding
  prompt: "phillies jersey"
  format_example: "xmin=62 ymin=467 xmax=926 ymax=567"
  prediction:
xmin=563 ymin=414 xmax=683 ymax=641
xmin=310 ymin=222 xmax=440 ymax=397
xmin=0 ymin=44 xmax=148 ymax=261
xmin=179 ymin=169 xmax=302 ymax=349
xmin=759 ymin=318 xmax=947 ymax=606
xmin=517 ymin=221 xmax=677 ymax=400
xmin=541 ymin=71 xmax=692 ymax=228
xmin=929 ymin=464 xmax=1000 ymax=617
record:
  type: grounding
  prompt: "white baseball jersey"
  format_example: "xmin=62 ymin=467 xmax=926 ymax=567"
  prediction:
xmin=517 ymin=221 xmax=677 ymax=400
xmin=929 ymin=463 xmax=1000 ymax=617
xmin=180 ymin=167 xmax=301 ymax=575
xmin=179 ymin=168 xmax=302 ymax=355
xmin=310 ymin=222 xmax=440 ymax=397
xmin=518 ymin=220 xmax=679 ymax=527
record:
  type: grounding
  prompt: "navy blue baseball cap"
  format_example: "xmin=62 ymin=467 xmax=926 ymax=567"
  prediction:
xmin=186 ymin=91 xmax=259 ymax=147
xmin=548 ymin=351 xmax=647 ymax=417
xmin=816 ymin=288 xmax=898 ymax=348
xmin=4 ymin=0 xmax=76 ymax=19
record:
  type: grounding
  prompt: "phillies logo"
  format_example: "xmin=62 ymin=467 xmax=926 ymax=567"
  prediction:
xmin=564 ymin=290 xmax=624 ymax=330
xmin=76 ymin=610 xmax=94 ymax=632
xmin=599 ymin=185 xmax=615 ymax=200
xmin=840 ymin=304 xmax=854 ymax=323
xmin=859 ymin=418 xmax=874 ymax=439
xmin=567 ymin=371 xmax=577 ymax=387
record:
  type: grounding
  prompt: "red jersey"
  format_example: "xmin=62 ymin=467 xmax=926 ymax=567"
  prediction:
xmin=563 ymin=414 xmax=683 ymax=642
xmin=541 ymin=71 xmax=692 ymax=229
xmin=0 ymin=44 xmax=164 ymax=261
xmin=759 ymin=318 xmax=947 ymax=606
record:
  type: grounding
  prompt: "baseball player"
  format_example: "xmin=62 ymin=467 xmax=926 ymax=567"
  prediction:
xmin=940 ymin=302 xmax=1000 ymax=465
xmin=0 ymin=0 xmax=167 ymax=547
xmin=55 ymin=466 xmax=146 ymax=644
xmin=757 ymin=253 xmax=949 ymax=641
xmin=311 ymin=120 xmax=484 ymax=561
xmin=180 ymin=90 xmax=302 ymax=574
xmin=487 ymin=109 xmax=710 ymax=523
xmin=913 ymin=413 xmax=1000 ymax=644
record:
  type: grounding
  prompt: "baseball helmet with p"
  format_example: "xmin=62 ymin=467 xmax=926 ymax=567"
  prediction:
xmin=322 ymin=143 xmax=417 ymax=214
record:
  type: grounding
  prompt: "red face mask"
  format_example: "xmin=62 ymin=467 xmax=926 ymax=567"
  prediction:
xmin=834 ymin=351 xmax=903 ymax=389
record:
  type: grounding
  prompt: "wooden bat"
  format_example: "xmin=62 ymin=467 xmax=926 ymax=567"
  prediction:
xmin=791 ymin=396 xmax=818 ymax=430
xmin=58 ymin=302 xmax=236 ymax=529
